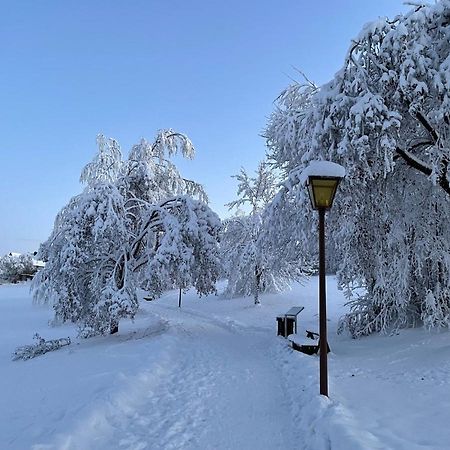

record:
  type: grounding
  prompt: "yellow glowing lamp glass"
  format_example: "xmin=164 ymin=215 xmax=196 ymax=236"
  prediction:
xmin=307 ymin=176 xmax=341 ymax=210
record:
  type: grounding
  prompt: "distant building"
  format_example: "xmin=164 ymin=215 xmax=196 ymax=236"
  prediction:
xmin=2 ymin=252 xmax=45 ymax=282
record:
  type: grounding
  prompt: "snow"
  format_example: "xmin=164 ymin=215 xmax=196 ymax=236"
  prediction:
xmin=2 ymin=279 xmax=450 ymax=449
xmin=298 ymin=161 xmax=346 ymax=186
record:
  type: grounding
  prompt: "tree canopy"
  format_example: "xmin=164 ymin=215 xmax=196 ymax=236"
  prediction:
xmin=33 ymin=131 xmax=221 ymax=336
xmin=265 ymin=0 xmax=450 ymax=336
xmin=222 ymin=162 xmax=308 ymax=304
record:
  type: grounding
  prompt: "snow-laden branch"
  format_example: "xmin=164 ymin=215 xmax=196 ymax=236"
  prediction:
xmin=264 ymin=0 xmax=450 ymax=336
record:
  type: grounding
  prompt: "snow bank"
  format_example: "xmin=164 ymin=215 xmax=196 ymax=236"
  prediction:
xmin=272 ymin=341 xmax=383 ymax=450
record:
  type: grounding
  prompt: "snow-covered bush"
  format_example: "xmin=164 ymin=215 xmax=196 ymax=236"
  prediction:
xmin=0 ymin=253 xmax=38 ymax=283
xmin=265 ymin=0 xmax=450 ymax=336
xmin=33 ymin=131 xmax=221 ymax=336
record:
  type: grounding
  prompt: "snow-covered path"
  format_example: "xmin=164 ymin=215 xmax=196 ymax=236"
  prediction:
xmin=73 ymin=303 xmax=298 ymax=450
xmin=148 ymin=303 xmax=297 ymax=449
xmin=5 ymin=280 xmax=450 ymax=449
xmin=0 ymin=280 xmax=385 ymax=450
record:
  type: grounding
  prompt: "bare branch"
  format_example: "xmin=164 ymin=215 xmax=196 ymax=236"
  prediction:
xmin=395 ymin=147 xmax=432 ymax=176
xmin=416 ymin=111 xmax=439 ymax=143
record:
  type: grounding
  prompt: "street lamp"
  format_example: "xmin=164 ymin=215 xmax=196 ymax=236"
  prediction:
xmin=302 ymin=161 xmax=345 ymax=397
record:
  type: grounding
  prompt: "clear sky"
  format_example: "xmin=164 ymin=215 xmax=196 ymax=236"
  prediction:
xmin=0 ymin=0 xmax=408 ymax=255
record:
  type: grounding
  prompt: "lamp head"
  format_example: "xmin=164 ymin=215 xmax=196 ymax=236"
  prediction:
xmin=307 ymin=176 xmax=341 ymax=210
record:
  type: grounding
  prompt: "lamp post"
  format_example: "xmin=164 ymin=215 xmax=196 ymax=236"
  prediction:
xmin=303 ymin=161 xmax=345 ymax=397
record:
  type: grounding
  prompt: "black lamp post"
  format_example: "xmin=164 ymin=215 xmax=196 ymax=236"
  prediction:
xmin=305 ymin=164 xmax=344 ymax=397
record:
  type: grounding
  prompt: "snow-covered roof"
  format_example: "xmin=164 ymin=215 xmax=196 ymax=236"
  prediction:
xmin=299 ymin=161 xmax=346 ymax=186
xmin=32 ymin=259 xmax=45 ymax=268
xmin=6 ymin=252 xmax=45 ymax=268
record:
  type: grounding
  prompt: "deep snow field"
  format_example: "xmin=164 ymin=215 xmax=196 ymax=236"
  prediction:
xmin=1 ymin=278 xmax=450 ymax=450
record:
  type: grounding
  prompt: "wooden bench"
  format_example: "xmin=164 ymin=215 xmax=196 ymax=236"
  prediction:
xmin=276 ymin=306 xmax=304 ymax=338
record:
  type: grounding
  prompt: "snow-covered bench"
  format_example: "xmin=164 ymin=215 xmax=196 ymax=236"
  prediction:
xmin=288 ymin=330 xmax=331 ymax=355
xmin=276 ymin=306 xmax=304 ymax=338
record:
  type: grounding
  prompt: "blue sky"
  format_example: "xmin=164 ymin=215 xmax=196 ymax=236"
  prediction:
xmin=0 ymin=0 xmax=407 ymax=255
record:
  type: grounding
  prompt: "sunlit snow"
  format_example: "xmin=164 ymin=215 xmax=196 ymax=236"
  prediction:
xmin=2 ymin=279 xmax=450 ymax=449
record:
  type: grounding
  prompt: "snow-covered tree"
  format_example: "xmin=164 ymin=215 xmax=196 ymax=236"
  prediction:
xmin=222 ymin=162 xmax=307 ymax=304
xmin=80 ymin=134 xmax=122 ymax=187
xmin=33 ymin=131 xmax=221 ymax=336
xmin=33 ymin=183 xmax=134 ymax=336
xmin=134 ymin=196 xmax=221 ymax=300
xmin=265 ymin=0 xmax=450 ymax=336
xmin=117 ymin=130 xmax=209 ymax=281
xmin=120 ymin=130 xmax=207 ymax=205
xmin=0 ymin=253 xmax=38 ymax=283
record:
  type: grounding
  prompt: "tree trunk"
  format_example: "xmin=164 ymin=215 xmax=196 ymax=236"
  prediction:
xmin=110 ymin=322 xmax=119 ymax=334
xmin=254 ymin=266 xmax=262 ymax=305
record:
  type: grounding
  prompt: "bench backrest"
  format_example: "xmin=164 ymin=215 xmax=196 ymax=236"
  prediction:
xmin=285 ymin=306 xmax=305 ymax=317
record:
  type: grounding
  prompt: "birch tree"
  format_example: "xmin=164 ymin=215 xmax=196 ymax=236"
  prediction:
xmin=222 ymin=162 xmax=307 ymax=304
xmin=33 ymin=131 xmax=221 ymax=336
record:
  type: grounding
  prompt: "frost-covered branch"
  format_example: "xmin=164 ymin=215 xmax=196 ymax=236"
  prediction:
xmin=12 ymin=334 xmax=71 ymax=361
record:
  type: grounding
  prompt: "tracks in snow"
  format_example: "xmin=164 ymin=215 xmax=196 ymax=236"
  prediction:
xmin=136 ymin=302 xmax=297 ymax=450
xmin=47 ymin=303 xmax=299 ymax=450
xmin=119 ymin=304 xmax=297 ymax=449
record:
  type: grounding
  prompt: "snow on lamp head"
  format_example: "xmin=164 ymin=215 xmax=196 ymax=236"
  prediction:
xmin=301 ymin=161 xmax=345 ymax=210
